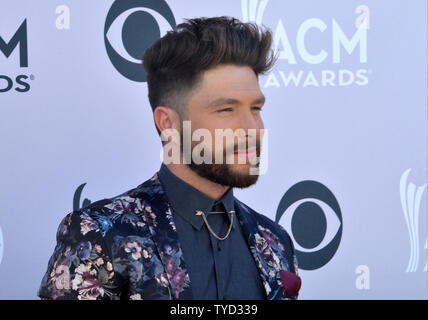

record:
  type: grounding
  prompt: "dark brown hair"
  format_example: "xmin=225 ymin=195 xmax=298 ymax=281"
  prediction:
xmin=142 ymin=16 xmax=276 ymax=135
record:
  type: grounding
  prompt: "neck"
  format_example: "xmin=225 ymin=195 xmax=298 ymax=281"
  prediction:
xmin=164 ymin=163 xmax=230 ymax=200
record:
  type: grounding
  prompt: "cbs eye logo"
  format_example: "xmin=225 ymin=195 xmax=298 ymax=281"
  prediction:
xmin=276 ymin=181 xmax=343 ymax=270
xmin=104 ymin=0 xmax=176 ymax=82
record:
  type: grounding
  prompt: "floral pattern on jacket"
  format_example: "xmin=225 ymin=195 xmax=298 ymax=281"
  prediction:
xmin=38 ymin=172 xmax=299 ymax=300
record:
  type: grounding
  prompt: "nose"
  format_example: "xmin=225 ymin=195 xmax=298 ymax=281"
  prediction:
xmin=236 ymin=108 xmax=263 ymax=139
xmin=227 ymin=108 xmax=262 ymax=152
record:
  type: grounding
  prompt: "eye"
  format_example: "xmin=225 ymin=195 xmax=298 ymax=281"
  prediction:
xmin=251 ymin=106 xmax=263 ymax=111
xmin=104 ymin=1 xmax=176 ymax=82
xmin=217 ymin=107 xmax=233 ymax=113
xmin=278 ymin=198 xmax=341 ymax=253
xmin=275 ymin=180 xmax=343 ymax=270
xmin=106 ymin=8 xmax=173 ymax=63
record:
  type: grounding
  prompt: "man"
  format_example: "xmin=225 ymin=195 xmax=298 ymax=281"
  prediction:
xmin=38 ymin=16 xmax=301 ymax=300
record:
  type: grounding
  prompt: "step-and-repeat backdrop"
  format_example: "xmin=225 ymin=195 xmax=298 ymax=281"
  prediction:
xmin=0 ymin=0 xmax=427 ymax=299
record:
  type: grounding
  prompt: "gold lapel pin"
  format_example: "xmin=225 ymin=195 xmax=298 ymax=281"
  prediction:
xmin=194 ymin=209 xmax=235 ymax=240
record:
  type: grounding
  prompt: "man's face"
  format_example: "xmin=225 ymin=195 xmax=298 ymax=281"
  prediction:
xmin=181 ymin=64 xmax=265 ymax=188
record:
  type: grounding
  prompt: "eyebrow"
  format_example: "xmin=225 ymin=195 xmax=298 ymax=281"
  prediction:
xmin=206 ymin=96 xmax=266 ymax=108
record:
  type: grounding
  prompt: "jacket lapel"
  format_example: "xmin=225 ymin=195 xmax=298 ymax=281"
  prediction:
xmin=134 ymin=172 xmax=292 ymax=300
xmin=234 ymin=199 xmax=287 ymax=300
xmin=135 ymin=172 xmax=193 ymax=300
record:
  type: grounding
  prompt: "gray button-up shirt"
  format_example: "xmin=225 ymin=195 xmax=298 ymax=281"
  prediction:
xmin=157 ymin=163 xmax=266 ymax=300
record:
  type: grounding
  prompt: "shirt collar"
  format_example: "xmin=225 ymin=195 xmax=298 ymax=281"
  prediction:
xmin=157 ymin=163 xmax=236 ymax=231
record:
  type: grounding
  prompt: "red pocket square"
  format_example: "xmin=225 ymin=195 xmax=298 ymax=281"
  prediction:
xmin=279 ymin=270 xmax=302 ymax=297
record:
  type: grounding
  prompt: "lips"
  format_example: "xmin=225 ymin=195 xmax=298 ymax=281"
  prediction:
xmin=234 ymin=146 xmax=257 ymax=160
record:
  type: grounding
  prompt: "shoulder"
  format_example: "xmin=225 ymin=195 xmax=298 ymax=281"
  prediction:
xmin=61 ymin=174 xmax=159 ymax=240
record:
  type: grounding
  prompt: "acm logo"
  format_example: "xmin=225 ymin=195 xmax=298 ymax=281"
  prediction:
xmin=276 ymin=180 xmax=343 ymax=270
xmin=400 ymin=168 xmax=427 ymax=273
xmin=241 ymin=0 xmax=370 ymax=88
xmin=0 ymin=19 xmax=32 ymax=93
xmin=73 ymin=183 xmax=92 ymax=211
xmin=104 ymin=0 xmax=176 ymax=82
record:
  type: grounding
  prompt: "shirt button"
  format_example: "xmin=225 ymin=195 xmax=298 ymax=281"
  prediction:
xmin=217 ymin=242 xmax=221 ymax=251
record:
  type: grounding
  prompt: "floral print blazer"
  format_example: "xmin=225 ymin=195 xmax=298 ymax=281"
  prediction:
xmin=38 ymin=172 xmax=300 ymax=300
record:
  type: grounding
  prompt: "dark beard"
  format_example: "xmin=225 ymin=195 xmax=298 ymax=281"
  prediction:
xmin=187 ymin=161 xmax=260 ymax=188
xmin=182 ymin=133 xmax=262 ymax=188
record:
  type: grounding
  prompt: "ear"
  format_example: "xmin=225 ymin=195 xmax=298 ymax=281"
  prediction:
xmin=153 ymin=106 xmax=181 ymax=136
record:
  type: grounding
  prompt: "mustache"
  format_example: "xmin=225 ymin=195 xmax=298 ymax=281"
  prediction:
xmin=184 ymin=135 xmax=263 ymax=158
xmin=225 ymin=140 xmax=262 ymax=155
